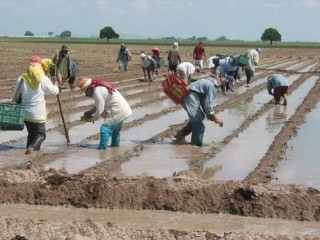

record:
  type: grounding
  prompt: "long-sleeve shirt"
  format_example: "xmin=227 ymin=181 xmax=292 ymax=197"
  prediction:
xmin=12 ymin=76 xmax=59 ymax=123
xmin=167 ymin=48 xmax=181 ymax=65
xmin=176 ymin=62 xmax=196 ymax=83
xmin=267 ymin=74 xmax=289 ymax=94
xmin=89 ymin=86 xmax=132 ymax=124
xmin=219 ymin=57 xmax=240 ymax=77
xmin=182 ymin=78 xmax=218 ymax=118
xmin=246 ymin=49 xmax=260 ymax=71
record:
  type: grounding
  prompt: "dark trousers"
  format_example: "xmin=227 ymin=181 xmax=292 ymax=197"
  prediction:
xmin=274 ymin=86 xmax=288 ymax=103
xmin=25 ymin=121 xmax=46 ymax=151
xmin=245 ymin=68 xmax=254 ymax=85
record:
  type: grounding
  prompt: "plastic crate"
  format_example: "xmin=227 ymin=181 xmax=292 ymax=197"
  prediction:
xmin=162 ymin=73 xmax=190 ymax=104
xmin=0 ymin=103 xmax=25 ymax=131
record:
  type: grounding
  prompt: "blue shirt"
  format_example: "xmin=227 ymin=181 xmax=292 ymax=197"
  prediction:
xmin=219 ymin=57 xmax=240 ymax=76
xmin=267 ymin=74 xmax=289 ymax=94
xmin=183 ymin=78 xmax=218 ymax=117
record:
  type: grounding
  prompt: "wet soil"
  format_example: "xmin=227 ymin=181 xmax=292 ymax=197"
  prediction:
xmin=1 ymin=42 xmax=320 ymax=239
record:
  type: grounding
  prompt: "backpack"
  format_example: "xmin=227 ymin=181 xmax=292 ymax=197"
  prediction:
xmin=229 ymin=54 xmax=249 ymax=67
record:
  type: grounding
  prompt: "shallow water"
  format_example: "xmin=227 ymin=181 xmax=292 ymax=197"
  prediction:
xmin=206 ymin=76 xmax=317 ymax=181
xmin=272 ymin=100 xmax=320 ymax=189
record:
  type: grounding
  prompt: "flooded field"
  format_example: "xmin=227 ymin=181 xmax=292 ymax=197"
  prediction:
xmin=0 ymin=42 xmax=320 ymax=239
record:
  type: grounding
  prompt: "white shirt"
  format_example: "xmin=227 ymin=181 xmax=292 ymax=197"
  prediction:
xmin=12 ymin=77 xmax=59 ymax=123
xmin=90 ymin=86 xmax=132 ymax=124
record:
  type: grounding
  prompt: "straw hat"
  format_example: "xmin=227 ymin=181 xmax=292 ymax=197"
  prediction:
xmin=78 ymin=77 xmax=92 ymax=91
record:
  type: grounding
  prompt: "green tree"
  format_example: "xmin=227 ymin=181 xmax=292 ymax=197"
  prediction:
xmin=24 ymin=31 xmax=34 ymax=36
xmin=60 ymin=30 xmax=71 ymax=38
xmin=99 ymin=26 xmax=119 ymax=42
xmin=215 ymin=36 xmax=228 ymax=41
xmin=261 ymin=28 xmax=281 ymax=45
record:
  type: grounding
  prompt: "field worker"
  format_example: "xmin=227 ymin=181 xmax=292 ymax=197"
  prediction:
xmin=140 ymin=53 xmax=157 ymax=82
xmin=52 ymin=44 xmax=74 ymax=89
xmin=207 ymin=54 xmax=223 ymax=75
xmin=176 ymin=62 xmax=200 ymax=84
xmin=151 ymin=47 xmax=164 ymax=75
xmin=220 ymin=75 xmax=236 ymax=93
xmin=116 ymin=43 xmax=132 ymax=71
xmin=245 ymin=48 xmax=261 ymax=87
xmin=167 ymin=42 xmax=181 ymax=73
xmin=78 ymin=77 xmax=132 ymax=150
xmin=193 ymin=42 xmax=206 ymax=70
xmin=11 ymin=56 xmax=60 ymax=155
xmin=174 ymin=78 xmax=224 ymax=146
xmin=219 ymin=56 xmax=242 ymax=81
xmin=267 ymin=74 xmax=289 ymax=105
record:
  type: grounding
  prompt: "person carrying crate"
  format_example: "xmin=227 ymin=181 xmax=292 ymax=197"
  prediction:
xmin=11 ymin=56 xmax=60 ymax=154
xmin=174 ymin=78 xmax=224 ymax=146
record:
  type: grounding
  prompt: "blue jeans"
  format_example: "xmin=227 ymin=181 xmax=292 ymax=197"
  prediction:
xmin=179 ymin=108 xmax=205 ymax=146
xmin=98 ymin=122 xmax=123 ymax=150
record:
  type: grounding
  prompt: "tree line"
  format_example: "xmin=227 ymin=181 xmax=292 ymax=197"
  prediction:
xmin=24 ymin=27 xmax=281 ymax=45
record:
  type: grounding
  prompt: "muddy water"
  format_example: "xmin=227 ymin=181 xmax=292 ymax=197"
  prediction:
xmin=118 ymin=75 xmax=303 ymax=177
xmin=1 ymin=204 xmax=319 ymax=236
xmin=206 ymin=77 xmax=318 ymax=181
xmin=272 ymin=100 xmax=320 ymax=190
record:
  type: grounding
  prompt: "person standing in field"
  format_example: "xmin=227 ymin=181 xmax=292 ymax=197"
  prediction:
xmin=174 ymin=78 xmax=224 ymax=146
xmin=267 ymin=74 xmax=289 ymax=105
xmin=167 ymin=42 xmax=181 ymax=73
xmin=116 ymin=43 xmax=132 ymax=71
xmin=193 ymin=41 xmax=206 ymax=70
xmin=78 ymin=77 xmax=132 ymax=150
xmin=245 ymin=48 xmax=261 ymax=87
xmin=11 ymin=56 xmax=60 ymax=154
xmin=52 ymin=44 xmax=78 ymax=89
xmin=176 ymin=62 xmax=200 ymax=84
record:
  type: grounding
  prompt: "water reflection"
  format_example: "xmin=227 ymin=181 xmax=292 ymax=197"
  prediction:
xmin=266 ymin=105 xmax=287 ymax=131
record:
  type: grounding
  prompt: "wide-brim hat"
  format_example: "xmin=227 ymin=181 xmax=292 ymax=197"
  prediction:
xmin=78 ymin=77 xmax=92 ymax=91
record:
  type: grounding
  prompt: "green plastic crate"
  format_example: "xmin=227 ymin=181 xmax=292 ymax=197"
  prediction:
xmin=0 ymin=103 xmax=25 ymax=131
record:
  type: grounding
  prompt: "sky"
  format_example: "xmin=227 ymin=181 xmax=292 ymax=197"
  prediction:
xmin=0 ymin=0 xmax=319 ymax=42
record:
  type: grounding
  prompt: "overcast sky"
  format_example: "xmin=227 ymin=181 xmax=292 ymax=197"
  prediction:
xmin=1 ymin=0 xmax=319 ymax=42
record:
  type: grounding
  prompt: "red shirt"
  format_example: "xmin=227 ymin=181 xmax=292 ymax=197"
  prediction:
xmin=193 ymin=44 xmax=205 ymax=60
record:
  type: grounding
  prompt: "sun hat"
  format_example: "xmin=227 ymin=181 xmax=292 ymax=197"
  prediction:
xmin=29 ymin=56 xmax=42 ymax=65
xmin=78 ymin=77 xmax=92 ymax=91
xmin=140 ymin=53 xmax=147 ymax=58
xmin=173 ymin=42 xmax=179 ymax=48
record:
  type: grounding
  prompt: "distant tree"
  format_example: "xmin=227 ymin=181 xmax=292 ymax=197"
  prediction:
xmin=48 ymin=32 xmax=54 ymax=37
xmin=24 ymin=31 xmax=34 ymax=36
xmin=162 ymin=36 xmax=176 ymax=40
xmin=261 ymin=28 xmax=281 ymax=45
xmin=99 ymin=26 xmax=119 ymax=42
xmin=197 ymin=36 xmax=208 ymax=41
xmin=60 ymin=30 xmax=71 ymax=38
xmin=215 ymin=36 xmax=228 ymax=41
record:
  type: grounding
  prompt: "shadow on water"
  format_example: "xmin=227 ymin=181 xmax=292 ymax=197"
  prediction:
xmin=272 ymin=100 xmax=320 ymax=190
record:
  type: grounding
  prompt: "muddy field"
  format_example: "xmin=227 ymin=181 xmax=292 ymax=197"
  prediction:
xmin=0 ymin=42 xmax=320 ymax=240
